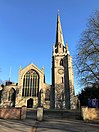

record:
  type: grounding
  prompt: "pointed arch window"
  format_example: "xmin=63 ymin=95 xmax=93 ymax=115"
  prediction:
xmin=62 ymin=77 xmax=64 ymax=83
xmin=22 ymin=69 xmax=39 ymax=97
xmin=45 ymin=89 xmax=50 ymax=101
xmin=0 ymin=90 xmax=2 ymax=104
xmin=60 ymin=59 xmax=63 ymax=66
xmin=8 ymin=88 xmax=16 ymax=107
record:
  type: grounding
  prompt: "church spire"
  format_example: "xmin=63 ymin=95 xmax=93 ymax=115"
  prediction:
xmin=56 ymin=11 xmax=64 ymax=46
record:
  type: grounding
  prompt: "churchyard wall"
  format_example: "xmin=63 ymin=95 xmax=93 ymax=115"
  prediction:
xmin=0 ymin=106 xmax=26 ymax=119
xmin=81 ymin=107 xmax=99 ymax=121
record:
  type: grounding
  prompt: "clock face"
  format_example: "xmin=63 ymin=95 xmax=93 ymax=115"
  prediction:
xmin=58 ymin=69 xmax=64 ymax=74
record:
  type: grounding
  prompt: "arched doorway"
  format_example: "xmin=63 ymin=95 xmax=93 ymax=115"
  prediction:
xmin=27 ymin=98 xmax=33 ymax=108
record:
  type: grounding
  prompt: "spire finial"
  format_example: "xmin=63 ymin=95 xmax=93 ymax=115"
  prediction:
xmin=58 ymin=9 xmax=60 ymax=15
xmin=66 ymin=42 xmax=68 ymax=51
xmin=9 ymin=66 xmax=12 ymax=81
xmin=19 ymin=65 xmax=22 ymax=71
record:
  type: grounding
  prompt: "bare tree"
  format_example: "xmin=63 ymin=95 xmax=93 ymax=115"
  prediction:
xmin=75 ymin=10 xmax=99 ymax=86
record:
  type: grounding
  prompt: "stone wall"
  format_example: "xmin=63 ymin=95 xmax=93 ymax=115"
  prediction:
xmin=81 ymin=107 xmax=99 ymax=121
xmin=0 ymin=106 xmax=26 ymax=119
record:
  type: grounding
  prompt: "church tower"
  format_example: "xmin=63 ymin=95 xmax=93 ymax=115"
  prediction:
xmin=51 ymin=12 xmax=76 ymax=109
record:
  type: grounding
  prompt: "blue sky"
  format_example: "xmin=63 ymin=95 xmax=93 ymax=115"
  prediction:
xmin=0 ymin=0 xmax=99 ymax=94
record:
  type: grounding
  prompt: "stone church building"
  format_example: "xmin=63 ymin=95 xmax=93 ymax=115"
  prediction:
xmin=0 ymin=13 xmax=76 ymax=109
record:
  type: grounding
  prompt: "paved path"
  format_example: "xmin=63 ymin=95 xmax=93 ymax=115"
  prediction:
xmin=0 ymin=118 xmax=99 ymax=132
xmin=37 ymin=119 xmax=99 ymax=132
xmin=0 ymin=119 xmax=36 ymax=132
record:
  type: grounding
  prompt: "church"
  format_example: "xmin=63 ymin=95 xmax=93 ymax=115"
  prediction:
xmin=0 ymin=13 xmax=76 ymax=109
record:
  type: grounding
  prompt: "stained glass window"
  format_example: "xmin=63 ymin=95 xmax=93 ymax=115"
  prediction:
xmin=22 ymin=70 xmax=39 ymax=97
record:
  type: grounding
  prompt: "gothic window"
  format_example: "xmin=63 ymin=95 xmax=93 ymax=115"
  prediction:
xmin=63 ymin=46 xmax=65 ymax=52
xmin=62 ymin=77 xmax=64 ymax=83
xmin=22 ymin=69 xmax=39 ymax=97
xmin=45 ymin=89 xmax=50 ymax=101
xmin=0 ymin=90 xmax=2 ymax=104
xmin=8 ymin=90 xmax=12 ymax=101
xmin=60 ymin=59 xmax=63 ymax=66
xmin=8 ymin=88 xmax=16 ymax=107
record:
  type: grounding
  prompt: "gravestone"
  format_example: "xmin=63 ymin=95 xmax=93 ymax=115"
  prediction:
xmin=37 ymin=107 xmax=43 ymax=121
